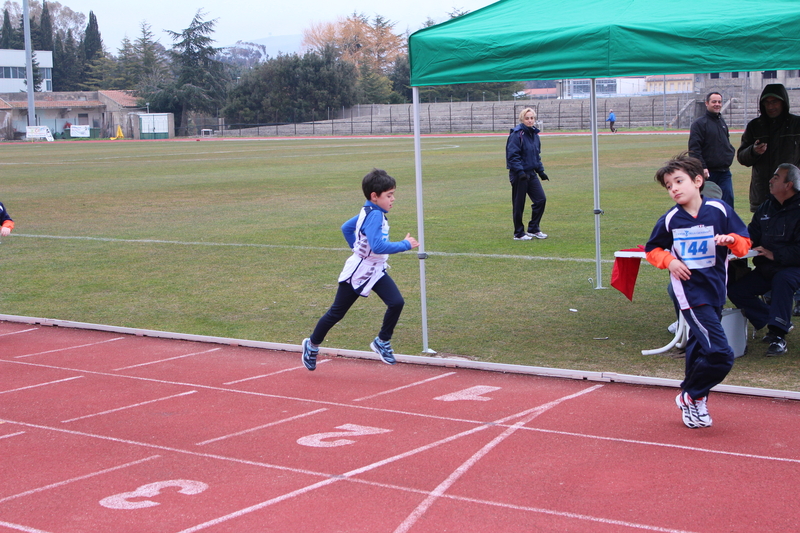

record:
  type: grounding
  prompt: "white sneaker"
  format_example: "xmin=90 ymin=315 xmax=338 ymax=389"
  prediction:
xmin=514 ymin=234 xmax=533 ymax=241
xmin=668 ymin=320 xmax=679 ymax=334
xmin=527 ymin=231 xmax=548 ymax=239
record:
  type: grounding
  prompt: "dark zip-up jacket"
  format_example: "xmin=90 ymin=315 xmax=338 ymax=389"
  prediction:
xmin=506 ymin=124 xmax=545 ymax=178
xmin=749 ymin=191 xmax=800 ymax=280
xmin=738 ymin=84 xmax=800 ymax=212
xmin=688 ymin=110 xmax=735 ymax=172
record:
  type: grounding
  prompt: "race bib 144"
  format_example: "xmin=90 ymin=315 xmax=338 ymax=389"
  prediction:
xmin=672 ymin=226 xmax=716 ymax=269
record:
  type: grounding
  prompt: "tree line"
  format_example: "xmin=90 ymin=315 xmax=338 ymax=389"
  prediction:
xmin=1 ymin=2 xmax=523 ymax=132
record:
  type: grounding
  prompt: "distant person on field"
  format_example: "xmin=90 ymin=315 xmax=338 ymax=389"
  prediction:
xmin=727 ymin=164 xmax=800 ymax=357
xmin=688 ymin=91 xmax=736 ymax=207
xmin=0 ymin=201 xmax=14 ymax=237
xmin=506 ymin=107 xmax=549 ymax=241
xmin=605 ymin=109 xmax=617 ymax=133
xmin=301 ymin=169 xmax=419 ymax=371
xmin=737 ymin=83 xmax=800 ymax=212
xmin=645 ymin=153 xmax=750 ymax=429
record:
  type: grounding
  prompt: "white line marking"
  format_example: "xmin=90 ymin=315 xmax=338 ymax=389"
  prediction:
xmin=393 ymin=385 xmax=603 ymax=533
xmin=352 ymin=372 xmax=457 ymax=402
xmin=113 ymin=347 xmax=222 ymax=370
xmin=173 ymin=386 xmax=604 ymax=532
xmin=0 ymin=456 xmax=161 ymax=504
xmin=61 ymin=391 xmax=198 ymax=423
xmin=0 ymin=376 xmax=83 ymax=395
xmin=195 ymin=408 xmax=328 ymax=446
xmin=224 ymin=359 xmax=331 ymax=384
xmin=12 ymin=234 xmax=611 ymax=263
xmin=524 ymin=426 xmax=800 ymax=464
xmin=0 ymin=431 xmax=26 ymax=440
xmin=0 ymin=521 xmax=53 ymax=533
xmin=0 ymin=328 xmax=38 ymax=337
xmin=14 ymin=337 xmax=126 ymax=359
xmin=0 ymin=418 xmax=329 ymax=478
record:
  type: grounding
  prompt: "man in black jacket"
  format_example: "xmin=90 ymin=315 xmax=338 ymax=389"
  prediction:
xmin=689 ymin=92 xmax=736 ymax=207
xmin=737 ymin=84 xmax=800 ymax=212
xmin=728 ymin=163 xmax=800 ymax=356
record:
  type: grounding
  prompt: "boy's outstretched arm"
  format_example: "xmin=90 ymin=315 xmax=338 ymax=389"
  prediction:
xmin=646 ymin=248 xmax=691 ymax=281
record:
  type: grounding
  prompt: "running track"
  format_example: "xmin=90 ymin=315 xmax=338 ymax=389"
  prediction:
xmin=1 ymin=319 xmax=799 ymax=533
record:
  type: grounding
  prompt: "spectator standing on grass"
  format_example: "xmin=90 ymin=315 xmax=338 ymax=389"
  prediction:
xmin=506 ymin=107 xmax=549 ymax=241
xmin=0 ymin=201 xmax=14 ymax=237
xmin=728 ymin=164 xmax=800 ymax=357
xmin=301 ymin=169 xmax=419 ymax=371
xmin=737 ymin=83 xmax=800 ymax=212
xmin=688 ymin=92 xmax=736 ymax=207
xmin=645 ymin=153 xmax=750 ymax=428
xmin=605 ymin=109 xmax=617 ymax=133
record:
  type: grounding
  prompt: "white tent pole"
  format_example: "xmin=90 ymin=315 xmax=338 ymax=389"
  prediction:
xmin=589 ymin=79 xmax=605 ymax=289
xmin=412 ymin=87 xmax=435 ymax=353
xmin=23 ymin=0 xmax=36 ymax=126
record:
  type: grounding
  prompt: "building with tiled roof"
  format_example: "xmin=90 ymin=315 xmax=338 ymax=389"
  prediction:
xmin=0 ymin=90 xmax=160 ymax=140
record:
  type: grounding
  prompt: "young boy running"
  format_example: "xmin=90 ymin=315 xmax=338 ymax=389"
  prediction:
xmin=645 ymin=153 xmax=750 ymax=428
xmin=302 ymin=169 xmax=419 ymax=371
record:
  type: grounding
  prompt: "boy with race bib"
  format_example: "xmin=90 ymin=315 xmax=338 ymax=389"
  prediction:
xmin=645 ymin=153 xmax=751 ymax=428
xmin=301 ymin=169 xmax=419 ymax=371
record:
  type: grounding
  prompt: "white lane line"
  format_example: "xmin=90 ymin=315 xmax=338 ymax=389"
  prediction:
xmin=12 ymin=234 xmax=609 ymax=263
xmin=113 ymin=347 xmax=222 ymax=371
xmin=0 ymin=376 xmax=83 ymax=395
xmin=0 ymin=431 xmax=26 ymax=440
xmin=1 ymin=418 xmax=328 ymax=478
xmin=195 ymin=408 xmax=328 ymax=446
xmin=14 ymin=337 xmax=126 ymax=359
xmin=352 ymin=372 xmax=457 ymax=402
xmin=61 ymin=391 xmax=198 ymax=423
xmin=0 ymin=455 xmax=161 ymax=504
xmin=524 ymin=426 xmax=800 ymax=464
xmin=224 ymin=359 xmax=331 ymax=384
xmin=393 ymin=385 xmax=604 ymax=533
xmin=173 ymin=386 xmax=604 ymax=533
xmin=0 ymin=521 xmax=53 ymax=533
xmin=0 ymin=328 xmax=38 ymax=337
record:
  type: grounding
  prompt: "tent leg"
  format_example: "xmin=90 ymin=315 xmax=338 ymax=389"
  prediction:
xmin=590 ymin=79 xmax=606 ymax=289
xmin=412 ymin=87 xmax=436 ymax=354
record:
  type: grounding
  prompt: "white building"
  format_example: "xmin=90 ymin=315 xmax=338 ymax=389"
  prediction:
xmin=0 ymin=49 xmax=54 ymax=93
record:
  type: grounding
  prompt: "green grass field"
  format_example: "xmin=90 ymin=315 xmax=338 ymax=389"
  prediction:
xmin=1 ymin=133 xmax=798 ymax=391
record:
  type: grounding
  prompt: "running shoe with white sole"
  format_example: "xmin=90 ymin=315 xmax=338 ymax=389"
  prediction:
xmin=370 ymin=337 xmax=396 ymax=365
xmin=675 ymin=391 xmax=711 ymax=428
xmin=528 ymin=231 xmax=548 ymax=239
xmin=302 ymin=338 xmax=318 ymax=371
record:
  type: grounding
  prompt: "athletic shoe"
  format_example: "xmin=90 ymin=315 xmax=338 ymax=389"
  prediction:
xmin=528 ymin=231 xmax=548 ymax=239
xmin=370 ymin=337 xmax=396 ymax=365
xmin=761 ymin=332 xmax=780 ymax=344
xmin=302 ymin=338 xmax=318 ymax=371
xmin=693 ymin=396 xmax=713 ymax=427
xmin=667 ymin=320 xmax=679 ymax=334
xmin=766 ymin=337 xmax=787 ymax=357
xmin=675 ymin=391 xmax=711 ymax=428
xmin=514 ymin=234 xmax=533 ymax=241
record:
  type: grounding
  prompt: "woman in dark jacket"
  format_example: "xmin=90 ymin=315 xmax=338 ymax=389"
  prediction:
xmin=506 ymin=107 xmax=549 ymax=240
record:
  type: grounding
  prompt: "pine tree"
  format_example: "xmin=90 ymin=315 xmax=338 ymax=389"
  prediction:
xmin=40 ymin=1 xmax=54 ymax=51
xmin=1 ymin=9 xmax=15 ymax=49
xmin=82 ymin=11 xmax=103 ymax=64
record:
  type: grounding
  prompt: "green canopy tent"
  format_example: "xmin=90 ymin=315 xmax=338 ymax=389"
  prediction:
xmin=407 ymin=0 xmax=800 ymax=351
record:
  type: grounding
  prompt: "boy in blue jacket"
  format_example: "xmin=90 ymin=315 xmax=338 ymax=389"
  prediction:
xmin=646 ymin=153 xmax=750 ymax=428
xmin=302 ymin=169 xmax=419 ymax=371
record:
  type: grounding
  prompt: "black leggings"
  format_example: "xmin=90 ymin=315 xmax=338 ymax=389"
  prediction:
xmin=310 ymin=276 xmax=405 ymax=346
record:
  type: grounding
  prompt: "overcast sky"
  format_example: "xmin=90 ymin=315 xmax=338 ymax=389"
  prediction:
xmin=56 ymin=0 xmax=497 ymax=52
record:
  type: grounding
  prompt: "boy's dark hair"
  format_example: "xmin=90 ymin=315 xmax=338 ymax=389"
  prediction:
xmin=654 ymin=152 xmax=705 ymax=191
xmin=362 ymin=168 xmax=396 ymax=199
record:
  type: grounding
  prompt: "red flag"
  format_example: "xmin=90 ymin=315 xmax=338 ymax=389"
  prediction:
xmin=611 ymin=246 xmax=645 ymax=301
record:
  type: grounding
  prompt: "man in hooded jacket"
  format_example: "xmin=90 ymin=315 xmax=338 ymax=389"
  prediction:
xmin=737 ymin=83 xmax=800 ymax=212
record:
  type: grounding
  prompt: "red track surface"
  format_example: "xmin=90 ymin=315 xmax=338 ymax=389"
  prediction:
xmin=1 ymin=320 xmax=799 ymax=532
